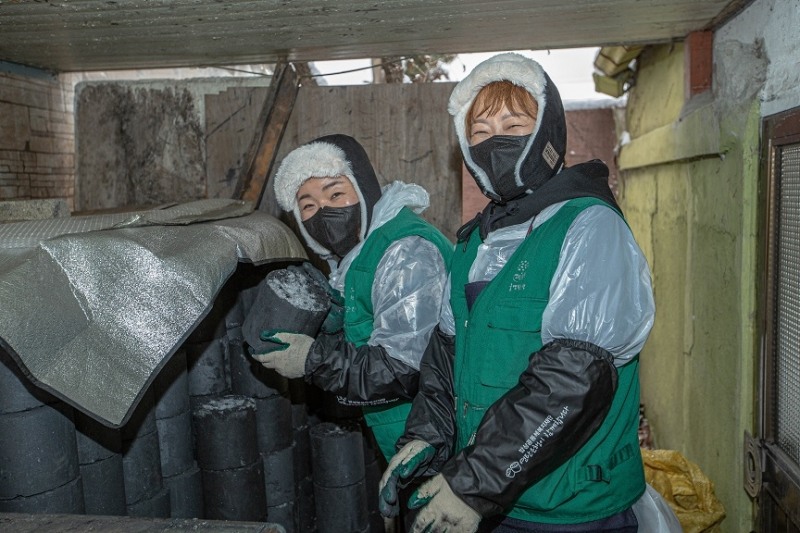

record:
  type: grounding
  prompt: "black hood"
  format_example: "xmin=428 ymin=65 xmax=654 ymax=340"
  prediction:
xmin=449 ymin=52 xmax=567 ymax=202
xmin=273 ymin=133 xmax=382 ymax=257
xmin=312 ymin=134 xmax=382 ymax=229
xmin=457 ymin=160 xmax=621 ymax=242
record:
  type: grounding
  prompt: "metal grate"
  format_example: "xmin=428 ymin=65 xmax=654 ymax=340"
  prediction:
xmin=776 ymin=142 xmax=800 ymax=464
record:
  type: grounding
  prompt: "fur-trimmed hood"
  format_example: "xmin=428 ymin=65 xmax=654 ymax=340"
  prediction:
xmin=449 ymin=52 xmax=567 ymax=201
xmin=273 ymin=134 xmax=382 ymax=257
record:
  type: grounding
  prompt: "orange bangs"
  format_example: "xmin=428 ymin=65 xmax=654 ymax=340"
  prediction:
xmin=466 ymin=80 xmax=538 ymax=133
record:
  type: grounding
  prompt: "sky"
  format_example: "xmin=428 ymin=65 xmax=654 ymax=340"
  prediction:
xmin=311 ymin=47 xmax=611 ymax=102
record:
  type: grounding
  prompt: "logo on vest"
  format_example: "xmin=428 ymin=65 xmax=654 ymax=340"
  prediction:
xmin=346 ymin=285 xmax=357 ymax=313
xmin=509 ymin=260 xmax=528 ymax=292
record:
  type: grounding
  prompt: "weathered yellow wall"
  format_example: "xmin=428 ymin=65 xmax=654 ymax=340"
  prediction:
xmin=619 ymin=43 xmax=759 ymax=532
xmin=626 ymin=45 xmax=686 ymax=137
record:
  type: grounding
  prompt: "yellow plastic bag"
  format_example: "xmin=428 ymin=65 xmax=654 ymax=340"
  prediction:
xmin=642 ymin=449 xmax=726 ymax=533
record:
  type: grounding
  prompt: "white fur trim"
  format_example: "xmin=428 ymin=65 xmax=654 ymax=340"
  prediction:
xmin=448 ymin=53 xmax=549 ymax=195
xmin=273 ymin=141 xmax=353 ymax=211
xmin=448 ymin=53 xmax=547 ymax=116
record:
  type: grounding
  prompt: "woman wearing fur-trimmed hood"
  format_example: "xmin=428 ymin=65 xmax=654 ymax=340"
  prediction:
xmin=255 ymin=133 xmax=452 ymax=464
xmin=379 ymin=54 xmax=679 ymax=532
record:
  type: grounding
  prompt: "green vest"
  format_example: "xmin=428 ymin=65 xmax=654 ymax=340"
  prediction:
xmin=451 ymin=197 xmax=645 ymax=523
xmin=344 ymin=207 xmax=452 ymax=460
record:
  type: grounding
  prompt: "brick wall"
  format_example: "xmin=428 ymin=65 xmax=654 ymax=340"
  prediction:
xmin=0 ymin=70 xmax=75 ymax=211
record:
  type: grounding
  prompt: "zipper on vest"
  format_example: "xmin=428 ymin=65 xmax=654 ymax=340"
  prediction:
xmin=458 ymin=398 xmax=477 ymax=448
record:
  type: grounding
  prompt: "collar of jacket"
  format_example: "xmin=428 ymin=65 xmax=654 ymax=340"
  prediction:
xmin=457 ymin=160 xmax=621 ymax=242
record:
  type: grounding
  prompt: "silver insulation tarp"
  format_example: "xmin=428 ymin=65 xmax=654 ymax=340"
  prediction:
xmin=0 ymin=199 xmax=307 ymax=427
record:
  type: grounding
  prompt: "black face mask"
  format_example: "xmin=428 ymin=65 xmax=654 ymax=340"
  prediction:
xmin=468 ymin=134 xmax=532 ymax=202
xmin=302 ymin=203 xmax=362 ymax=258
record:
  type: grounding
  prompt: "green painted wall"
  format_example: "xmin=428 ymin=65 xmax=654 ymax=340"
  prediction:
xmin=619 ymin=43 xmax=759 ymax=532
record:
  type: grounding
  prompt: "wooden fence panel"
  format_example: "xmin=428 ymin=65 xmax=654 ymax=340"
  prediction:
xmin=263 ymin=83 xmax=462 ymax=241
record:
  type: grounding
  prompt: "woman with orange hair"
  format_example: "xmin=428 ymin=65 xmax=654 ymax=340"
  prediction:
xmin=379 ymin=53 xmax=679 ymax=532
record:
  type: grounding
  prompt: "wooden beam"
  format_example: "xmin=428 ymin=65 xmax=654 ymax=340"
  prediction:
xmin=235 ymin=61 xmax=300 ymax=205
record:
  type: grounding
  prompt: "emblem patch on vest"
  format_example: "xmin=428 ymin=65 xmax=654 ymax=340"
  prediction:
xmin=509 ymin=260 xmax=528 ymax=292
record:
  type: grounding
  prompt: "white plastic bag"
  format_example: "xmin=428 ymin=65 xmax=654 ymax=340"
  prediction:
xmin=632 ymin=484 xmax=684 ymax=532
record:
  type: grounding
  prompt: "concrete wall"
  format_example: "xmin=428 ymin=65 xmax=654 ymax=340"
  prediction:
xmin=619 ymin=1 xmax=800 ymax=531
xmin=718 ymin=0 xmax=800 ymax=119
xmin=0 ymin=66 xmax=75 ymax=209
xmin=74 ymin=77 xmax=273 ymax=212
xmin=0 ymin=65 xmax=270 ymax=214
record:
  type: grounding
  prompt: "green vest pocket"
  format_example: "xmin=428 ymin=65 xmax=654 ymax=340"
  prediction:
xmin=478 ymin=298 xmax=547 ymax=389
